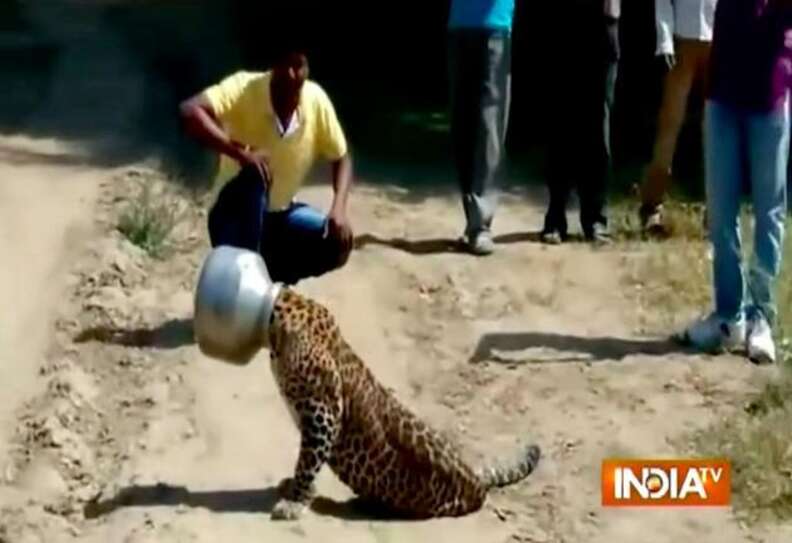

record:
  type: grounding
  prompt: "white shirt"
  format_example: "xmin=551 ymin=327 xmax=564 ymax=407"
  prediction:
xmin=275 ymin=110 xmax=300 ymax=138
xmin=655 ymin=0 xmax=718 ymax=56
xmin=604 ymin=0 xmax=621 ymax=19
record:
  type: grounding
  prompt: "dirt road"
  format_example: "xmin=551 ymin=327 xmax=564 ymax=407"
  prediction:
xmin=1 ymin=158 xmax=791 ymax=542
xmin=0 ymin=136 xmax=99 ymax=500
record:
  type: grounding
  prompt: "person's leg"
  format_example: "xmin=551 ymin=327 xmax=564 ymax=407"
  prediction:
xmin=260 ymin=203 xmax=349 ymax=285
xmin=449 ymin=31 xmax=478 ymax=230
xmin=640 ymin=39 xmax=699 ymax=213
xmin=542 ymin=161 xmax=571 ymax=242
xmin=290 ymin=204 xmax=352 ymax=275
xmin=542 ymin=42 xmax=574 ymax=242
xmin=579 ymin=16 xmax=619 ymax=241
xmin=744 ymin=97 xmax=790 ymax=362
xmin=694 ymin=41 xmax=713 ymax=233
xmin=679 ymin=100 xmax=747 ymax=351
xmin=543 ymin=73 xmax=572 ymax=241
xmin=463 ymin=29 xmax=511 ymax=253
xmin=207 ymin=165 xmax=267 ymax=252
xmin=573 ymin=94 xmax=604 ymax=240
xmin=707 ymin=101 xmax=746 ymax=322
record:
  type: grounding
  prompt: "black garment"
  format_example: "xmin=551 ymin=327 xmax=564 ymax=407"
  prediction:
xmin=544 ymin=15 xmax=620 ymax=238
xmin=207 ymin=165 xmax=347 ymax=285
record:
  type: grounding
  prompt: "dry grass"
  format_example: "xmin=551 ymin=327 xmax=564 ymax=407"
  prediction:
xmin=617 ymin=199 xmax=792 ymax=525
xmin=694 ymin=372 xmax=792 ymax=524
xmin=117 ymin=179 xmax=181 ymax=259
xmin=616 ymin=200 xmax=711 ymax=334
xmin=611 ymin=199 xmax=708 ymax=243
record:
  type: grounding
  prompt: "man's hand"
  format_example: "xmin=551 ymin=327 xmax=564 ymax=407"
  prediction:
xmin=179 ymin=96 xmax=272 ymax=188
xmin=233 ymin=144 xmax=272 ymax=187
xmin=660 ymin=54 xmax=676 ymax=71
xmin=326 ymin=154 xmax=353 ymax=266
xmin=327 ymin=208 xmax=353 ymax=262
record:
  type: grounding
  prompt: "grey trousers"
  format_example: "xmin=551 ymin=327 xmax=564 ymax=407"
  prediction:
xmin=449 ymin=28 xmax=512 ymax=237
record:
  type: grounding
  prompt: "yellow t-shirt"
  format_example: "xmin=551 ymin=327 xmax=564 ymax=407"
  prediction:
xmin=203 ymin=70 xmax=348 ymax=211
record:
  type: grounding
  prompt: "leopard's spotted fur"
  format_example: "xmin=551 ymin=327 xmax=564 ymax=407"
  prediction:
xmin=267 ymin=288 xmax=540 ymax=520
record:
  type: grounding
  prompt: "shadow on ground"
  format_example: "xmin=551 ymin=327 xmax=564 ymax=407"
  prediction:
xmin=84 ymin=483 xmax=416 ymax=522
xmin=470 ymin=331 xmax=689 ymax=364
xmin=352 ymin=228 xmax=620 ymax=255
xmin=83 ymin=484 xmax=279 ymax=518
xmin=74 ymin=318 xmax=194 ymax=349
xmin=354 ymin=231 xmax=547 ymax=255
xmin=355 ymin=234 xmax=464 ymax=255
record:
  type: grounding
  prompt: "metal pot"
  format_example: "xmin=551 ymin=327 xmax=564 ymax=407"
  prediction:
xmin=193 ymin=246 xmax=282 ymax=365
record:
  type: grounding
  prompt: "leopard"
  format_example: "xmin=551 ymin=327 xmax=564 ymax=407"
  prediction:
xmin=266 ymin=287 xmax=541 ymax=521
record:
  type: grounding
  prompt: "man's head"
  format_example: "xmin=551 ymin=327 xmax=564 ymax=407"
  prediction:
xmin=271 ymin=41 xmax=309 ymax=98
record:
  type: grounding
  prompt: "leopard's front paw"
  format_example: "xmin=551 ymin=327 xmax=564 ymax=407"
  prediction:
xmin=276 ymin=477 xmax=294 ymax=497
xmin=277 ymin=478 xmax=316 ymax=499
xmin=271 ymin=498 xmax=306 ymax=521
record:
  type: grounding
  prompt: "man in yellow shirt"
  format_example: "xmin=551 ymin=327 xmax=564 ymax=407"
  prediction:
xmin=179 ymin=44 xmax=353 ymax=285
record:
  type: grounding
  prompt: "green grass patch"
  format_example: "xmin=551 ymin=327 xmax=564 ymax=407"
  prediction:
xmin=117 ymin=181 xmax=181 ymax=258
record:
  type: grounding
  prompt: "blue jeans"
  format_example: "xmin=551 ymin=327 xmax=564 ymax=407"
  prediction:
xmin=208 ymin=166 xmax=348 ymax=285
xmin=705 ymin=98 xmax=790 ymax=325
xmin=449 ymin=29 xmax=511 ymax=238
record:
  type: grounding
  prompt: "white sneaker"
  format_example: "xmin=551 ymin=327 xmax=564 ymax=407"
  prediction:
xmin=747 ymin=315 xmax=776 ymax=365
xmin=676 ymin=313 xmax=746 ymax=353
xmin=466 ymin=231 xmax=495 ymax=256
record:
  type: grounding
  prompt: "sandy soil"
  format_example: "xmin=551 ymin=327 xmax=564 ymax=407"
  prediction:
xmin=0 ymin=136 xmax=98 ymax=498
xmin=1 ymin=142 xmax=791 ymax=543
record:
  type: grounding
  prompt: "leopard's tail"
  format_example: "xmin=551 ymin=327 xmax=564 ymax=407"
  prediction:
xmin=476 ymin=443 xmax=541 ymax=489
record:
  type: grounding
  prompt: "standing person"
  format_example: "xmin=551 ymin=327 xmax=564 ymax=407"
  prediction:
xmin=179 ymin=41 xmax=354 ymax=286
xmin=541 ymin=0 xmax=621 ymax=245
xmin=448 ymin=0 xmax=514 ymax=256
xmin=638 ymin=0 xmax=718 ymax=234
xmin=678 ymin=0 xmax=791 ymax=364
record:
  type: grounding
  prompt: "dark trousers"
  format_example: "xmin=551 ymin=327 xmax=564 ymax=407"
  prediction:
xmin=449 ymin=28 xmax=512 ymax=237
xmin=207 ymin=166 xmax=348 ymax=285
xmin=545 ymin=17 xmax=620 ymax=237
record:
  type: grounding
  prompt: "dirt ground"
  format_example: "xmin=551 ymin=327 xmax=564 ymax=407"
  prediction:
xmin=1 ymin=135 xmax=791 ymax=543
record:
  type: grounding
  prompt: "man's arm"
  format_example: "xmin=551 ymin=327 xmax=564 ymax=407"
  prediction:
xmin=314 ymin=83 xmax=354 ymax=253
xmin=327 ymin=153 xmax=354 ymax=254
xmin=329 ymin=153 xmax=353 ymax=219
xmin=655 ymin=0 xmax=676 ymax=60
xmin=179 ymin=93 xmax=270 ymax=182
xmin=180 ymin=95 xmax=244 ymax=160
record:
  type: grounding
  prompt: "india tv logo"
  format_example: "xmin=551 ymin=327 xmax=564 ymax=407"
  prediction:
xmin=601 ymin=459 xmax=731 ymax=507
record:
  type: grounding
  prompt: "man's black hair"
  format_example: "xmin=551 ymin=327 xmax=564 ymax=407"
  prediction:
xmin=267 ymin=31 xmax=311 ymax=66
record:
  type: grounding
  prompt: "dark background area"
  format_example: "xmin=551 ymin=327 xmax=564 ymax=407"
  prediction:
xmin=0 ymin=1 xmax=708 ymax=199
